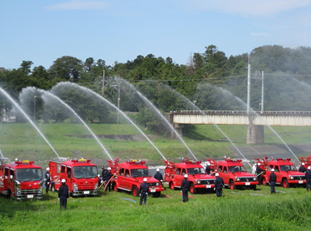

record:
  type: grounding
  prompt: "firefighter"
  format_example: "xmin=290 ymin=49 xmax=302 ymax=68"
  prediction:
xmin=269 ymin=169 xmax=277 ymax=194
xmin=299 ymin=163 xmax=307 ymax=173
xmin=181 ymin=174 xmax=190 ymax=202
xmin=215 ymin=172 xmax=224 ymax=197
xmin=58 ymin=179 xmax=69 ymax=209
xmin=44 ymin=167 xmax=51 ymax=194
xmin=305 ymin=166 xmax=311 ymax=191
xmin=104 ymin=167 xmax=113 ymax=191
xmin=256 ymin=163 xmax=264 ymax=184
xmin=154 ymin=168 xmax=163 ymax=182
xmin=205 ymin=162 xmax=211 ymax=175
xmin=139 ymin=178 xmax=149 ymax=205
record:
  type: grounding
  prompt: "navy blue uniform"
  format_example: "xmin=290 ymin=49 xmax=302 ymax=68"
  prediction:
xmin=215 ymin=176 xmax=224 ymax=197
xmin=299 ymin=165 xmax=307 ymax=173
xmin=139 ymin=182 xmax=149 ymax=205
xmin=205 ymin=165 xmax=211 ymax=175
xmin=58 ymin=183 xmax=69 ymax=209
xmin=269 ymin=172 xmax=277 ymax=193
xmin=181 ymin=179 xmax=190 ymax=202
xmin=305 ymin=169 xmax=311 ymax=191
xmin=154 ymin=172 xmax=163 ymax=182
xmin=44 ymin=171 xmax=51 ymax=194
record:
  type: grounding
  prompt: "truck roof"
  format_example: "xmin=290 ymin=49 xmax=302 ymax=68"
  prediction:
xmin=173 ymin=162 xmax=203 ymax=168
xmin=51 ymin=158 xmax=96 ymax=167
xmin=217 ymin=159 xmax=244 ymax=167
xmin=118 ymin=160 xmax=148 ymax=169
xmin=267 ymin=159 xmax=294 ymax=166
xmin=5 ymin=160 xmax=42 ymax=169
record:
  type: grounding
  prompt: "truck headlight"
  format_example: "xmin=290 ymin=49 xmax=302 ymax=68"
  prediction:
xmin=290 ymin=176 xmax=294 ymax=180
xmin=73 ymin=183 xmax=78 ymax=192
xmin=156 ymin=182 xmax=159 ymax=186
xmin=16 ymin=187 xmax=21 ymax=195
xmin=197 ymin=180 xmax=201 ymax=184
xmin=236 ymin=177 xmax=240 ymax=181
xmin=253 ymin=177 xmax=256 ymax=181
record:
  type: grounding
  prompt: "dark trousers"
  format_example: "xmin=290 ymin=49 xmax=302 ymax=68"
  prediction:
xmin=104 ymin=180 xmax=112 ymax=191
xmin=182 ymin=190 xmax=188 ymax=202
xmin=306 ymin=181 xmax=311 ymax=191
xmin=216 ymin=188 xmax=222 ymax=197
xmin=45 ymin=181 xmax=50 ymax=193
xmin=140 ymin=192 xmax=147 ymax=205
xmin=270 ymin=182 xmax=276 ymax=193
xmin=60 ymin=197 xmax=67 ymax=209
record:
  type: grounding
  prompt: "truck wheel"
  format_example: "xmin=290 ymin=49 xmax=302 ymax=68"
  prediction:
xmin=132 ymin=186 xmax=139 ymax=197
xmin=282 ymin=179 xmax=289 ymax=188
xmin=229 ymin=180 xmax=235 ymax=190
xmin=190 ymin=184 xmax=196 ymax=194
xmin=153 ymin=192 xmax=161 ymax=197
xmin=169 ymin=182 xmax=175 ymax=190
xmin=251 ymin=185 xmax=257 ymax=190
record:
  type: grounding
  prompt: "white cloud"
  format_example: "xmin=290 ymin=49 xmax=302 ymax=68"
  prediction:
xmin=47 ymin=0 xmax=108 ymax=11
xmin=190 ymin=0 xmax=311 ymax=16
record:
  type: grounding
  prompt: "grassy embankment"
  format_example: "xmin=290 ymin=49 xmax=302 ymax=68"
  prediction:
xmin=1 ymin=185 xmax=311 ymax=231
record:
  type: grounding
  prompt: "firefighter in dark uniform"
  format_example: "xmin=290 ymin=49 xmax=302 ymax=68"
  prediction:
xmin=139 ymin=178 xmax=149 ymax=205
xmin=299 ymin=163 xmax=307 ymax=173
xmin=205 ymin=162 xmax=211 ymax=175
xmin=269 ymin=169 xmax=277 ymax=194
xmin=58 ymin=179 xmax=69 ymax=209
xmin=154 ymin=168 xmax=163 ymax=182
xmin=256 ymin=163 xmax=265 ymax=184
xmin=181 ymin=174 xmax=190 ymax=202
xmin=45 ymin=167 xmax=51 ymax=194
xmin=305 ymin=166 xmax=311 ymax=191
xmin=103 ymin=167 xmax=113 ymax=191
xmin=215 ymin=173 xmax=224 ymax=197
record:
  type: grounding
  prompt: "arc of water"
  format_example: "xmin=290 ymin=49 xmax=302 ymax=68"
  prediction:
xmin=115 ymin=77 xmax=198 ymax=161
xmin=52 ymin=82 xmax=167 ymax=161
xmin=148 ymin=81 xmax=251 ymax=166
xmin=40 ymin=90 xmax=113 ymax=161
xmin=0 ymin=88 xmax=60 ymax=159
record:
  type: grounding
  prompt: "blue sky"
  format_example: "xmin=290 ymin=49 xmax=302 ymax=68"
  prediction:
xmin=1 ymin=0 xmax=311 ymax=69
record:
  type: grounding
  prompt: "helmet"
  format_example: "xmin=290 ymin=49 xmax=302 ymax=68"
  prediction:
xmin=156 ymin=168 xmax=160 ymax=172
xmin=302 ymin=163 xmax=305 ymax=165
xmin=184 ymin=174 xmax=188 ymax=178
xmin=46 ymin=167 xmax=50 ymax=171
xmin=61 ymin=179 xmax=66 ymax=183
xmin=257 ymin=163 xmax=260 ymax=166
xmin=107 ymin=167 xmax=111 ymax=170
xmin=308 ymin=166 xmax=311 ymax=170
xmin=271 ymin=168 xmax=275 ymax=172
xmin=215 ymin=173 xmax=219 ymax=176
xmin=143 ymin=178 xmax=147 ymax=182
xmin=207 ymin=161 xmax=211 ymax=166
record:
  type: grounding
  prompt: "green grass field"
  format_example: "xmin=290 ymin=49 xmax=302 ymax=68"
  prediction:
xmin=1 ymin=123 xmax=311 ymax=230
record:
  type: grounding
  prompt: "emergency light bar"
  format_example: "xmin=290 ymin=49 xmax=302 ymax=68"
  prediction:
xmin=15 ymin=160 xmax=34 ymax=165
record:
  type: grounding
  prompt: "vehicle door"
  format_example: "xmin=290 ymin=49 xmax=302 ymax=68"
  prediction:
xmin=117 ymin=168 xmax=126 ymax=189
xmin=3 ymin=167 xmax=9 ymax=190
xmin=8 ymin=169 xmax=15 ymax=192
xmin=274 ymin=165 xmax=282 ymax=183
xmin=66 ymin=167 xmax=73 ymax=191
xmin=218 ymin=165 xmax=228 ymax=184
xmin=124 ymin=169 xmax=132 ymax=190
xmin=0 ymin=166 xmax=4 ymax=191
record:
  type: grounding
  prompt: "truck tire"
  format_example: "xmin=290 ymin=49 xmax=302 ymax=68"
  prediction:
xmin=282 ymin=179 xmax=289 ymax=188
xmin=251 ymin=185 xmax=257 ymax=190
xmin=229 ymin=180 xmax=235 ymax=190
xmin=153 ymin=192 xmax=161 ymax=197
xmin=169 ymin=182 xmax=175 ymax=190
xmin=132 ymin=186 xmax=139 ymax=197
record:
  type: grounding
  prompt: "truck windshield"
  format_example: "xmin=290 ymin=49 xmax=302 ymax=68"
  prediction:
xmin=131 ymin=169 xmax=148 ymax=177
xmin=16 ymin=168 xmax=43 ymax=182
xmin=228 ymin=166 xmax=246 ymax=173
xmin=280 ymin=165 xmax=296 ymax=171
xmin=187 ymin=168 xmax=205 ymax=175
xmin=73 ymin=166 xmax=98 ymax=179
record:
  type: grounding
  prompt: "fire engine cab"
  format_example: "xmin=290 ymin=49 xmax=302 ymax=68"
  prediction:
xmin=256 ymin=157 xmax=306 ymax=188
xmin=108 ymin=159 xmax=165 ymax=197
xmin=0 ymin=160 xmax=43 ymax=200
xmin=214 ymin=158 xmax=258 ymax=190
xmin=164 ymin=159 xmax=216 ymax=193
xmin=49 ymin=158 xmax=99 ymax=196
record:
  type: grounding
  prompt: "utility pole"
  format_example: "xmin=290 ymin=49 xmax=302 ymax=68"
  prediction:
xmin=247 ymin=54 xmax=251 ymax=114
xmin=261 ymin=71 xmax=264 ymax=113
xmin=101 ymin=70 xmax=105 ymax=96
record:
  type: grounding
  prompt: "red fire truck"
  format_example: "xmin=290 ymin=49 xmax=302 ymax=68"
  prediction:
xmin=299 ymin=156 xmax=311 ymax=168
xmin=49 ymin=158 xmax=99 ymax=196
xmin=256 ymin=157 xmax=306 ymax=188
xmin=108 ymin=159 xmax=165 ymax=197
xmin=213 ymin=158 xmax=258 ymax=190
xmin=0 ymin=160 xmax=43 ymax=200
xmin=164 ymin=159 xmax=216 ymax=193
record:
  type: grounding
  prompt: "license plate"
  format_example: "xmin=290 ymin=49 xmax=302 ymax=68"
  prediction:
xmin=150 ymin=188 xmax=156 ymax=193
xmin=27 ymin=195 xmax=34 ymax=199
xmin=245 ymin=182 xmax=251 ymax=186
xmin=298 ymin=180 xmax=303 ymax=184
xmin=206 ymin=185 xmax=212 ymax=188
xmin=83 ymin=191 xmax=90 ymax=195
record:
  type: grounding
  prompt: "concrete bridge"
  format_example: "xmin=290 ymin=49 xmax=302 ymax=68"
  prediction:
xmin=170 ymin=111 xmax=311 ymax=144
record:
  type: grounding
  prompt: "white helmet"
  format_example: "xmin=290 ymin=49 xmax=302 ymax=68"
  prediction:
xmin=302 ymin=163 xmax=305 ymax=165
xmin=107 ymin=167 xmax=111 ymax=170
xmin=271 ymin=168 xmax=275 ymax=172
xmin=143 ymin=178 xmax=147 ymax=182
xmin=215 ymin=173 xmax=219 ymax=176
xmin=207 ymin=162 xmax=211 ymax=166
xmin=184 ymin=174 xmax=188 ymax=178
xmin=61 ymin=179 xmax=66 ymax=183
xmin=46 ymin=167 xmax=50 ymax=171
xmin=156 ymin=168 xmax=160 ymax=172
xmin=308 ymin=166 xmax=311 ymax=170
